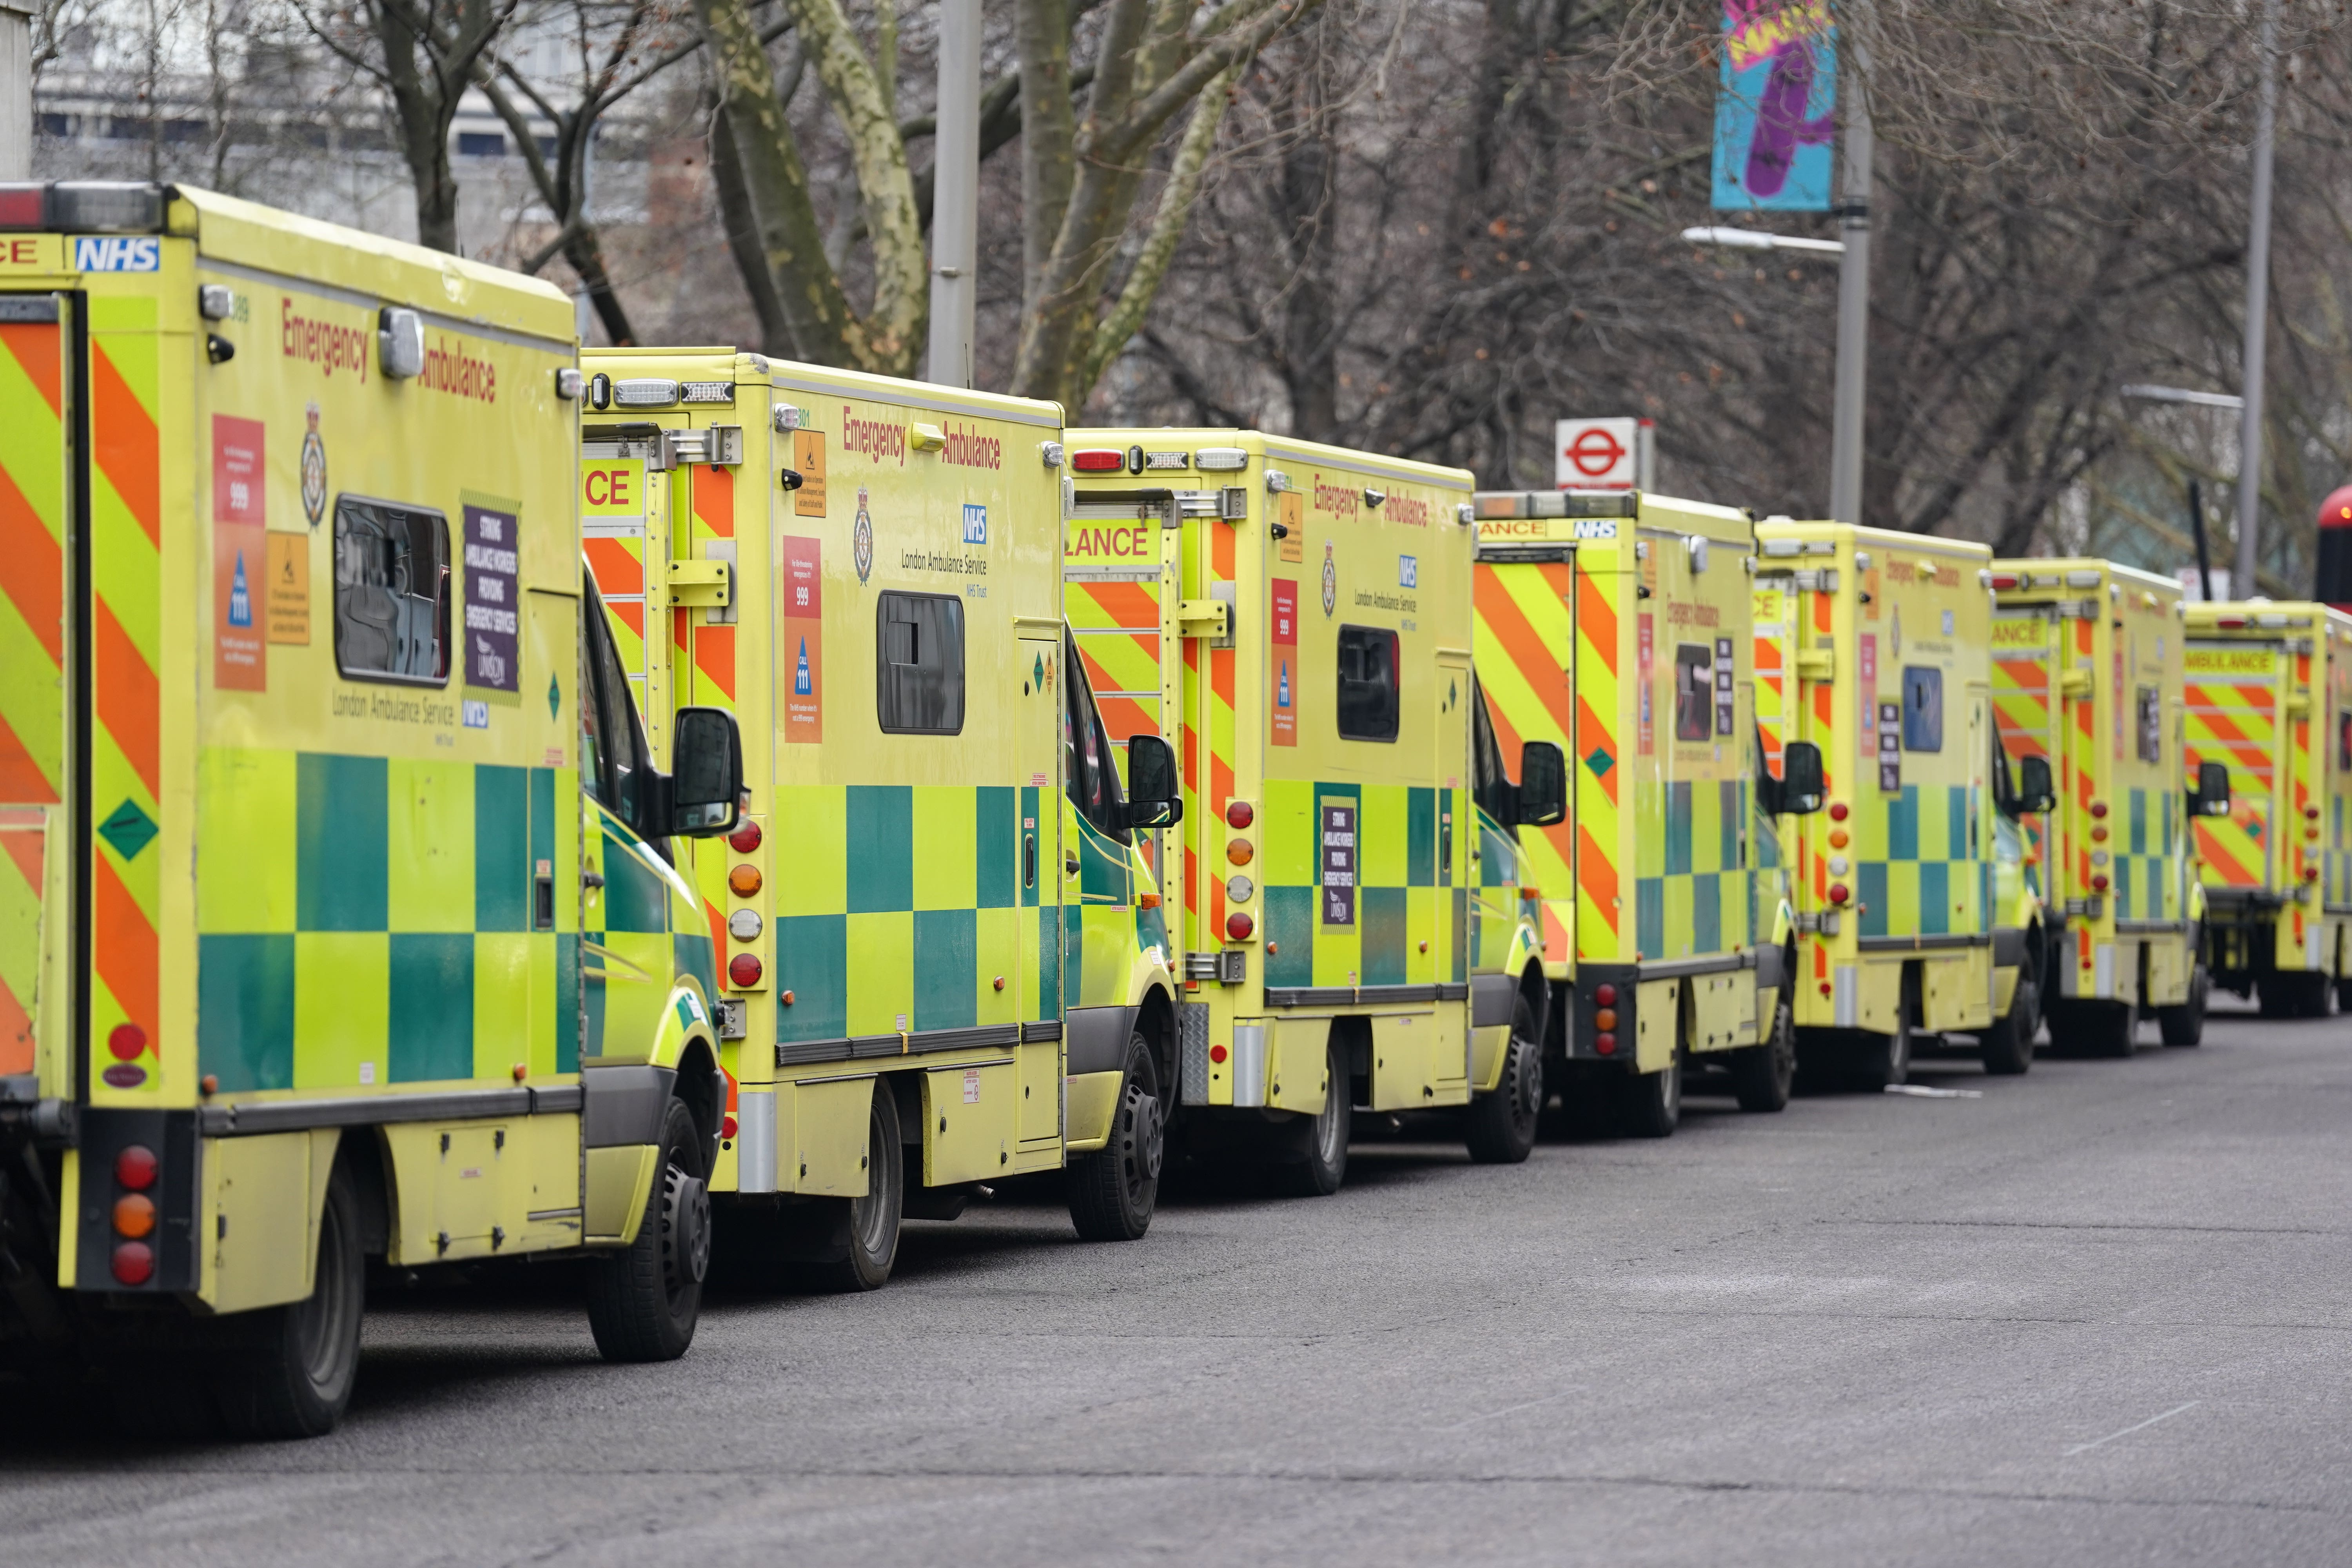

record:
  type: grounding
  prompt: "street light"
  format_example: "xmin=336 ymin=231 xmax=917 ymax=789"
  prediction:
xmin=2121 ymin=383 xmax=2245 ymax=602
xmin=1679 ymin=227 xmax=1844 ymax=256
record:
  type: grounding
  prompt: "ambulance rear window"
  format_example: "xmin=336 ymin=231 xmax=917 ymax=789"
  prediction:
xmin=334 ymin=497 xmax=449 ymax=685
xmin=876 ymin=591 xmax=964 ymax=733
xmin=1336 ymin=625 xmax=1399 ymax=742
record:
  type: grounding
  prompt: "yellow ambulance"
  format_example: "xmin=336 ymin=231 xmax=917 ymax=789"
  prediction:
xmin=576 ymin=348 xmax=1180 ymax=1284
xmin=0 ymin=183 xmax=742 ymax=1436
xmin=1063 ymin=431 xmax=1562 ymax=1187
xmin=1991 ymin=561 xmax=2214 ymax=1051
xmin=1472 ymin=490 xmax=1799 ymax=1135
xmin=1751 ymin=520 xmax=2042 ymax=1084
xmin=2183 ymin=601 xmax=2352 ymax=1016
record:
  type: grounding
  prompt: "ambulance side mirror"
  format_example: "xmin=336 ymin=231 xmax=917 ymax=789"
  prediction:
xmin=1516 ymin=742 xmax=1567 ymax=828
xmin=2191 ymin=759 xmax=2230 ymax=818
xmin=1124 ymin=734 xmax=1184 ymax=829
xmin=2016 ymin=754 xmax=2057 ymax=815
xmin=668 ymin=707 xmax=743 ymax=837
xmin=1780 ymin=742 xmax=1826 ymax=815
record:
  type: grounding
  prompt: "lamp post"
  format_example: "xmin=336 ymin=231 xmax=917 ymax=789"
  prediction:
xmin=926 ymin=0 xmax=981 ymax=388
xmin=2232 ymin=0 xmax=2281 ymax=596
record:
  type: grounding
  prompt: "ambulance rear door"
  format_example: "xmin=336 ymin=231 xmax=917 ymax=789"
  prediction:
xmin=0 ymin=294 xmax=75 ymax=1098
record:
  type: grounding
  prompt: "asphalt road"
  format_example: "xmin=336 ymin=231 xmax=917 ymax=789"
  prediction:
xmin=7 ymin=998 xmax=2352 ymax=1566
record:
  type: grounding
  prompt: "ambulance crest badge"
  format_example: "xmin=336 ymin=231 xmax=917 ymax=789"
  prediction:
xmin=853 ymin=485 xmax=875 ymax=582
xmin=300 ymin=402 xmax=327 ymax=528
xmin=1320 ymin=540 xmax=1337 ymax=617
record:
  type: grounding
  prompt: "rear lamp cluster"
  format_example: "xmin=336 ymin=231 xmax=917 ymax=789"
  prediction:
xmin=1592 ymin=984 xmax=1619 ymax=1056
xmin=111 ymin=1143 xmax=158 ymax=1286
xmin=0 ymin=181 xmax=167 ymax=233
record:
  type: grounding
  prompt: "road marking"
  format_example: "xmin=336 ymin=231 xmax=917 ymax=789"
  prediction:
xmin=1884 ymin=1084 xmax=1983 ymax=1098
xmin=2064 ymin=1401 xmax=2201 ymax=1456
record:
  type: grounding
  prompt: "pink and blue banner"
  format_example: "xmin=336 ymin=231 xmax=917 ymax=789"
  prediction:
xmin=1712 ymin=0 xmax=1836 ymax=212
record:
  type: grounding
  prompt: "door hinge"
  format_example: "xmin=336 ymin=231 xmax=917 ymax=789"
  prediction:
xmin=667 ymin=558 xmax=733 ymax=608
xmin=1177 ymin=598 xmax=1230 ymax=640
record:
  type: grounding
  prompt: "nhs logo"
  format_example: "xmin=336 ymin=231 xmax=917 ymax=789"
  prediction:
xmin=1398 ymin=555 xmax=1418 ymax=589
xmin=74 ymin=236 xmax=160 ymax=273
xmin=962 ymin=503 xmax=987 ymax=545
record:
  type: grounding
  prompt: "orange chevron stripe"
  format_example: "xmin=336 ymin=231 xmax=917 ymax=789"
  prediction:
xmin=93 ymin=597 xmax=158 ymax=802
xmin=694 ymin=622 xmax=736 ymax=702
xmin=0 ymin=707 xmax=54 ymax=803
xmin=90 ymin=343 xmax=158 ymax=548
xmin=584 ymin=536 xmax=643 ymax=594
xmin=1576 ymin=823 xmax=1618 ymax=933
xmin=0 ymin=973 xmax=28 ymax=1074
xmin=1576 ymin=572 xmax=1616 ymax=674
xmin=1476 ymin=569 xmax=1575 ymax=741
xmin=0 ymin=462 xmax=63 ymax=666
xmin=92 ymin=849 xmax=156 ymax=1037
xmin=692 ymin=464 xmax=734 ymax=537
xmin=0 ymin=323 xmax=62 ymax=415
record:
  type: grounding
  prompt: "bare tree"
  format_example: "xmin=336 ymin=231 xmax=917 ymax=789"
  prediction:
xmin=300 ymin=0 xmax=517 ymax=251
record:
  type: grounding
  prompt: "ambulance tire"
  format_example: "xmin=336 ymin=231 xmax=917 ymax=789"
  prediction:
xmin=1465 ymin=992 xmax=1544 ymax=1162
xmin=2159 ymin=965 xmax=2209 ymax=1047
xmin=1067 ymin=1032 xmax=1162 ymax=1241
xmin=1272 ymin=1041 xmax=1352 ymax=1196
xmin=1980 ymin=977 xmax=2037 ymax=1076
xmin=2337 ymin=975 xmax=2352 ymax=1014
xmin=2089 ymin=998 xmax=2140 ymax=1058
xmin=211 ymin=1163 xmax=366 ymax=1439
xmin=586 ymin=1097 xmax=712 ymax=1360
xmin=802 ymin=1082 xmax=905 ymax=1292
xmin=1851 ymin=1013 xmax=1911 ymax=1092
xmin=1614 ymin=1055 xmax=1681 ymax=1138
xmin=1731 ymin=985 xmax=1797 ymax=1112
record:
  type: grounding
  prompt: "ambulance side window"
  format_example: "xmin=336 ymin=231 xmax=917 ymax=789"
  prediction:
xmin=1336 ymin=625 xmax=1400 ymax=742
xmin=1673 ymin=644 xmax=1713 ymax=742
xmin=1470 ymin=680 xmax=1513 ymax=825
xmin=1902 ymin=666 xmax=1944 ymax=751
xmin=876 ymin=592 xmax=965 ymax=733
xmin=581 ymin=575 xmax=649 ymax=831
xmin=333 ymin=497 xmax=449 ymax=684
xmin=1063 ymin=636 xmax=1130 ymax=845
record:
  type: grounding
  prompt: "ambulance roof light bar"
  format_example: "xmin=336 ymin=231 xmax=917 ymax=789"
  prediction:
xmin=0 ymin=181 xmax=168 ymax=233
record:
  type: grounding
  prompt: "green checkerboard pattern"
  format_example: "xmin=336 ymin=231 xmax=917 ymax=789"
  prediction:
xmin=772 ymin=783 xmax=1104 ymax=1045
xmin=1635 ymin=778 xmax=1753 ymax=962
xmin=1260 ymin=780 xmax=1465 ymax=990
xmin=2110 ymin=785 xmax=2180 ymax=923
xmin=195 ymin=748 xmax=583 ymax=1093
xmin=1856 ymin=782 xmax=1991 ymax=940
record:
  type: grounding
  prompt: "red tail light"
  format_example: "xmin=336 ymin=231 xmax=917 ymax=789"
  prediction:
xmin=0 ymin=186 xmax=44 ymax=228
xmin=1071 ymin=449 xmax=1125 ymax=473
xmin=1594 ymin=1032 xmax=1617 ymax=1055
xmin=728 ymin=953 xmax=764 ymax=987
xmin=107 ymin=1024 xmax=147 ymax=1061
xmin=1828 ymin=882 xmax=1851 ymax=905
xmin=728 ymin=820 xmax=762 ymax=853
xmin=111 ymin=1241 xmax=154 ymax=1286
xmin=1988 ymin=573 xmax=2019 ymax=590
xmin=1225 ymin=911 xmax=1255 ymax=941
xmin=114 ymin=1145 xmax=157 ymax=1191
xmin=1593 ymin=984 xmax=1617 ymax=1007
xmin=1225 ymin=800 xmax=1254 ymax=829
xmin=2091 ymin=873 xmax=2110 ymax=891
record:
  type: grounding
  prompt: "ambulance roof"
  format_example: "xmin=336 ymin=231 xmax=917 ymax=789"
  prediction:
xmin=1755 ymin=517 xmax=1992 ymax=563
xmin=176 ymin=185 xmax=576 ymax=347
xmin=1070 ymin=427 xmax=1472 ymax=492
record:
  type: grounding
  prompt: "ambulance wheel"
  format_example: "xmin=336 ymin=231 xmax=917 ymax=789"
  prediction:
xmin=1852 ymin=1009 xmax=1911 ymax=1091
xmin=1615 ymin=1055 xmax=1681 ymax=1138
xmin=1980 ymin=977 xmax=2037 ymax=1076
xmin=1067 ymin=1032 xmax=1162 ymax=1241
xmin=1731 ymin=985 xmax=1797 ymax=1111
xmin=586 ymin=1097 xmax=711 ymax=1360
xmin=1465 ymin=992 xmax=1544 ymax=1162
xmin=2091 ymin=998 xmax=2140 ymax=1058
xmin=2337 ymin=975 xmax=2352 ymax=1014
xmin=211 ymin=1164 xmax=365 ymax=1439
xmin=804 ymin=1080 xmax=904 ymax=1292
xmin=1273 ymin=1040 xmax=1351 ymax=1196
xmin=2159 ymin=966 xmax=2209 ymax=1047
